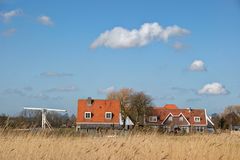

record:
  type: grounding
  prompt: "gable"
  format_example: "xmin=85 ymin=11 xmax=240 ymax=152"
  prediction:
xmin=162 ymin=113 xmax=190 ymax=126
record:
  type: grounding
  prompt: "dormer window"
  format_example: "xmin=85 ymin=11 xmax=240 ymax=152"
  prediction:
xmin=194 ymin=116 xmax=201 ymax=122
xmin=84 ymin=112 xmax=92 ymax=119
xmin=105 ymin=112 xmax=112 ymax=119
xmin=149 ymin=116 xmax=157 ymax=122
xmin=168 ymin=116 xmax=173 ymax=121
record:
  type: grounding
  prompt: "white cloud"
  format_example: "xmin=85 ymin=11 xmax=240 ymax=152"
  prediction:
xmin=91 ymin=22 xmax=190 ymax=49
xmin=1 ymin=28 xmax=16 ymax=37
xmin=0 ymin=9 xmax=22 ymax=22
xmin=45 ymin=86 xmax=79 ymax=92
xmin=40 ymin=72 xmax=73 ymax=77
xmin=38 ymin=15 xmax=53 ymax=26
xmin=198 ymin=82 xmax=229 ymax=95
xmin=189 ymin=60 xmax=206 ymax=72
xmin=98 ymin=86 xmax=115 ymax=95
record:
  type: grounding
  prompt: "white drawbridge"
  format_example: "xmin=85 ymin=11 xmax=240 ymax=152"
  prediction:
xmin=23 ymin=107 xmax=67 ymax=130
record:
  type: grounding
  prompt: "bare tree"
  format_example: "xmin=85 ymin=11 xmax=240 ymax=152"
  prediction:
xmin=107 ymin=88 xmax=134 ymax=127
xmin=19 ymin=109 xmax=42 ymax=128
xmin=213 ymin=105 xmax=240 ymax=130
xmin=127 ymin=92 xmax=153 ymax=126
xmin=223 ymin=105 xmax=240 ymax=117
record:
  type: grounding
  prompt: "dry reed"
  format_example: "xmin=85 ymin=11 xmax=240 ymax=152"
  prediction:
xmin=0 ymin=130 xmax=240 ymax=160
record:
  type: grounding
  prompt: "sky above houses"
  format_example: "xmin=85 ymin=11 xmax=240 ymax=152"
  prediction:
xmin=0 ymin=0 xmax=240 ymax=115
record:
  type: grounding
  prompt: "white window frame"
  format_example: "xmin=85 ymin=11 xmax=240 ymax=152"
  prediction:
xmin=194 ymin=116 xmax=201 ymax=122
xmin=149 ymin=116 xmax=158 ymax=122
xmin=84 ymin=112 xmax=92 ymax=119
xmin=105 ymin=112 xmax=112 ymax=119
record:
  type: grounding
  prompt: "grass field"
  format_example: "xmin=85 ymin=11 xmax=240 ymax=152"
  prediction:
xmin=0 ymin=130 xmax=240 ymax=160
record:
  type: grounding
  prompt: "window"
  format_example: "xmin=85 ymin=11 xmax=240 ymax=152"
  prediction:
xmin=149 ymin=116 xmax=157 ymax=122
xmin=168 ymin=116 xmax=173 ymax=121
xmin=196 ymin=126 xmax=204 ymax=132
xmin=105 ymin=112 xmax=112 ymax=119
xmin=84 ymin=112 xmax=91 ymax=119
xmin=194 ymin=117 xmax=201 ymax=122
xmin=179 ymin=116 xmax=183 ymax=121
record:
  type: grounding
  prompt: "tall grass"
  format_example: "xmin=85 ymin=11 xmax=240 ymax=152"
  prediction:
xmin=0 ymin=130 xmax=239 ymax=160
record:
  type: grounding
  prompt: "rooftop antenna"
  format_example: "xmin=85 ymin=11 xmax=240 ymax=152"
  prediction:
xmin=23 ymin=107 xmax=67 ymax=130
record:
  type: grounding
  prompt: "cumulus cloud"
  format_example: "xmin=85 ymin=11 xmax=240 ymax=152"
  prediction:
xmin=45 ymin=86 xmax=79 ymax=93
xmin=1 ymin=28 xmax=16 ymax=37
xmin=198 ymin=82 xmax=229 ymax=95
xmin=38 ymin=15 xmax=54 ymax=26
xmin=40 ymin=72 xmax=73 ymax=77
xmin=0 ymin=9 xmax=22 ymax=22
xmin=189 ymin=60 xmax=207 ymax=72
xmin=91 ymin=22 xmax=190 ymax=49
xmin=98 ymin=86 xmax=115 ymax=95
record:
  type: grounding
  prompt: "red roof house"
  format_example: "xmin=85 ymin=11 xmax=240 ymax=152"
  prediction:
xmin=146 ymin=104 xmax=214 ymax=133
xmin=76 ymin=97 xmax=133 ymax=130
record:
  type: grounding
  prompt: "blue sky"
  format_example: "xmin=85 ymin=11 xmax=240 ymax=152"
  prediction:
xmin=0 ymin=0 xmax=240 ymax=115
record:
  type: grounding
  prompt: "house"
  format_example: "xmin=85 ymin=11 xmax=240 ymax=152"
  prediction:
xmin=146 ymin=104 xmax=214 ymax=133
xmin=76 ymin=97 xmax=134 ymax=130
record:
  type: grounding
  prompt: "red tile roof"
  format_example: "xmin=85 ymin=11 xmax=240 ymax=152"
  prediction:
xmin=163 ymin=104 xmax=178 ymax=109
xmin=76 ymin=99 xmax=120 ymax=124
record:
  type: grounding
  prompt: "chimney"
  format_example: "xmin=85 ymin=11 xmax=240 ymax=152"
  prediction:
xmin=187 ymin=107 xmax=192 ymax=113
xmin=87 ymin=97 xmax=93 ymax=106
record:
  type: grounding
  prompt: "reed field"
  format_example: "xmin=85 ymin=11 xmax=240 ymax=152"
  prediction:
xmin=0 ymin=130 xmax=240 ymax=160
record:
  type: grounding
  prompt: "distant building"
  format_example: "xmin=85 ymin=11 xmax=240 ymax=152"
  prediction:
xmin=76 ymin=97 xmax=134 ymax=130
xmin=146 ymin=104 xmax=214 ymax=133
